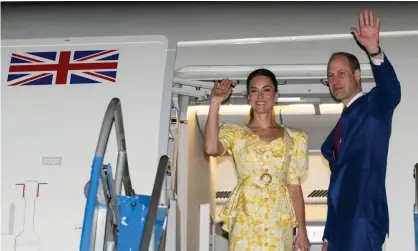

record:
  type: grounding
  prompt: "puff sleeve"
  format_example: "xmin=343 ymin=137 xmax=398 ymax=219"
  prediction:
xmin=218 ymin=123 xmax=236 ymax=156
xmin=287 ymin=131 xmax=309 ymax=185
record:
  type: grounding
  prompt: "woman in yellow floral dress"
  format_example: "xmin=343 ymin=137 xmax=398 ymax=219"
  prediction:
xmin=204 ymin=69 xmax=311 ymax=251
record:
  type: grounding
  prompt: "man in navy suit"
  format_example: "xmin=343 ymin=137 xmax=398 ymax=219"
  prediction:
xmin=321 ymin=9 xmax=401 ymax=251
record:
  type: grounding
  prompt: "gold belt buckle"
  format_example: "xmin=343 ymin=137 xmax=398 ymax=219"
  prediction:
xmin=260 ymin=173 xmax=272 ymax=185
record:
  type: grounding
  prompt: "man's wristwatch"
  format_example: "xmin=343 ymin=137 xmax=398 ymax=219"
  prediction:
xmin=369 ymin=46 xmax=382 ymax=57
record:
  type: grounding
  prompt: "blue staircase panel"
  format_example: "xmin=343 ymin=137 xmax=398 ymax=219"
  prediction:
xmin=116 ymin=195 xmax=167 ymax=250
xmin=155 ymin=207 xmax=168 ymax=248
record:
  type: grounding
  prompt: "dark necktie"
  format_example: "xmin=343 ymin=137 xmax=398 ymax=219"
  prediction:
xmin=333 ymin=106 xmax=347 ymax=159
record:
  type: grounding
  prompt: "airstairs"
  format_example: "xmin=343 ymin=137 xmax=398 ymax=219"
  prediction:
xmin=79 ymin=97 xmax=174 ymax=251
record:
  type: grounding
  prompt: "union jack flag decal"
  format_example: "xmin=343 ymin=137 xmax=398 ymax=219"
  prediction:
xmin=7 ymin=50 xmax=119 ymax=86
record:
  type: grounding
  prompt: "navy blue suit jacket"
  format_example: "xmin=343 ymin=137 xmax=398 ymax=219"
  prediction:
xmin=321 ymin=54 xmax=401 ymax=250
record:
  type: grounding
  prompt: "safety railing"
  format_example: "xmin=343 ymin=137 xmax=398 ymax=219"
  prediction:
xmin=139 ymin=155 xmax=170 ymax=251
xmin=80 ymin=97 xmax=135 ymax=251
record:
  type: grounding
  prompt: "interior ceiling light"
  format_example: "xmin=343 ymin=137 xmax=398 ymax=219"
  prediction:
xmin=190 ymin=103 xmax=344 ymax=115
xmin=319 ymin=103 xmax=345 ymax=114
xmin=191 ymin=104 xmax=317 ymax=115
xmin=277 ymin=97 xmax=322 ymax=103
xmin=277 ymin=97 xmax=301 ymax=102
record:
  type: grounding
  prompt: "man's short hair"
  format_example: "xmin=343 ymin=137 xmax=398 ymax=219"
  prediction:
xmin=328 ymin=52 xmax=361 ymax=73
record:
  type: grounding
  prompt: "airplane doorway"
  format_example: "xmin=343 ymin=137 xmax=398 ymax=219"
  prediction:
xmin=171 ymin=62 xmax=377 ymax=251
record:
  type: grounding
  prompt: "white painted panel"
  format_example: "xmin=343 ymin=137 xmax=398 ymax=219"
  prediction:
xmin=1 ymin=35 xmax=175 ymax=251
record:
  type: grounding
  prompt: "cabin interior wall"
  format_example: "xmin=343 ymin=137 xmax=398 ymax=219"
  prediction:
xmin=382 ymin=37 xmax=418 ymax=251
xmin=177 ymin=107 xmax=211 ymax=251
xmin=301 ymin=154 xmax=331 ymax=192
xmin=209 ymin=156 xmax=218 ymax=221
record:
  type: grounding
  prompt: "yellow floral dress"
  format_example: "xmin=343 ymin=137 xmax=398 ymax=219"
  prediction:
xmin=218 ymin=123 xmax=309 ymax=251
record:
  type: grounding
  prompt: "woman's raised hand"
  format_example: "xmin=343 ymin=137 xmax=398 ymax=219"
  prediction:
xmin=210 ymin=79 xmax=233 ymax=105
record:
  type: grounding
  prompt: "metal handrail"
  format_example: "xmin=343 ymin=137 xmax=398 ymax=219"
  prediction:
xmin=139 ymin=155 xmax=170 ymax=251
xmin=80 ymin=97 xmax=135 ymax=251
xmin=414 ymin=163 xmax=418 ymax=213
xmin=94 ymin=98 xmax=135 ymax=196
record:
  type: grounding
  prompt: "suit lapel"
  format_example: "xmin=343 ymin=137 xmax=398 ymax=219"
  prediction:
xmin=336 ymin=94 xmax=369 ymax=164
xmin=321 ymin=93 xmax=370 ymax=166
